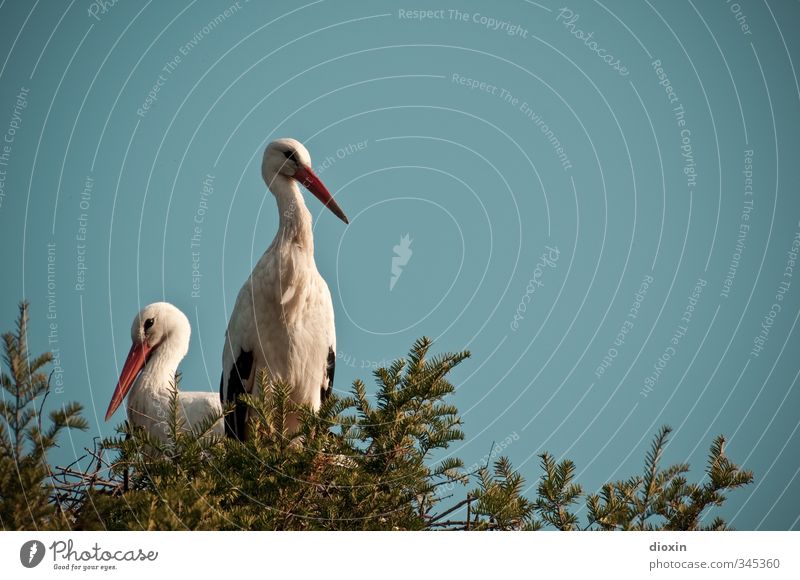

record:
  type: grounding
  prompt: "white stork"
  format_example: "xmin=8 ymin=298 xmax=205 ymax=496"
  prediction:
xmin=105 ymin=302 xmax=223 ymax=441
xmin=221 ymin=138 xmax=348 ymax=439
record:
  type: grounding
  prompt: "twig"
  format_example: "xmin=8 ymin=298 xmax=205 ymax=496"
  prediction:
xmin=427 ymin=495 xmax=473 ymax=525
xmin=428 ymin=518 xmax=499 ymax=530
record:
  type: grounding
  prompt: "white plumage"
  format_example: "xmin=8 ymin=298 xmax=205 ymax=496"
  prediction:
xmin=105 ymin=302 xmax=223 ymax=441
xmin=221 ymin=138 xmax=348 ymax=439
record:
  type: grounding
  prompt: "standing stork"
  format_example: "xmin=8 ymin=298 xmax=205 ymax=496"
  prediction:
xmin=105 ymin=302 xmax=223 ymax=441
xmin=221 ymin=138 xmax=348 ymax=439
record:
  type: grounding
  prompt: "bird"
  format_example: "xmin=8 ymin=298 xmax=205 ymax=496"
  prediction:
xmin=105 ymin=302 xmax=224 ymax=441
xmin=221 ymin=138 xmax=348 ymax=440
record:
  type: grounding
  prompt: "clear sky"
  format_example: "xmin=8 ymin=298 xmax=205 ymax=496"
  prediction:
xmin=1 ymin=0 xmax=799 ymax=529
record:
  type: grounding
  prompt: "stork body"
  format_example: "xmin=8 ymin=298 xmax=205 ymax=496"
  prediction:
xmin=221 ymin=138 xmax=348 ymax=439
xmin=105 ymin=302 xmax=223 ymax=441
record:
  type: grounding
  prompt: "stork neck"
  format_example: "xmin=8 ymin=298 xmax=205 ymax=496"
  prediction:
xmin=273 ymin=177 xmax=314 ymax=253
xmin=129 ymin=336 xmax=184 ymax=401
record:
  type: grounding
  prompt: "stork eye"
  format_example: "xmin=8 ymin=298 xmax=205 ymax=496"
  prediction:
xmin=283 ymin=150 xmax=297 ymax=162
xmin=144 ymin=318 xmax=155 ymax=331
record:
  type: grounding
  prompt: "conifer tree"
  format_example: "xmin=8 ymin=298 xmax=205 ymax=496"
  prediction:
xmin=0 ymin=302 xmax=755 ymax=531
xmin=0 ymin=302 xmax=87 ymax=530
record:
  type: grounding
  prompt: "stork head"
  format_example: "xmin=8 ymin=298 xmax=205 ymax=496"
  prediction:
xmin=104 ymin=302 xmax=191 ymax=421
xmin=262 ymin=138 xmax=349 ymax=224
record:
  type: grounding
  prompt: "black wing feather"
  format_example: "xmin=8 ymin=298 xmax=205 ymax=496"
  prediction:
xmin=321 ymin=347 xmax=335 ymax=403
xmin=221 ymin=349 xmax=253 ymax=440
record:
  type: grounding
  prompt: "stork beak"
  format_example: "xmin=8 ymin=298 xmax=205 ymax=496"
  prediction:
xmin=293 ymin=165 xmax=349 ymax=224
xmin=104 ymin=341 xmax=152 ymax=421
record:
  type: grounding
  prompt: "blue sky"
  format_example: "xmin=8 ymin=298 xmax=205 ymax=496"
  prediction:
xmin=1 ymin=0 xmax=799 ymax=529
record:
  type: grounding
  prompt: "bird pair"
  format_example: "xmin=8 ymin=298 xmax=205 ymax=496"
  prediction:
xmin=104 ymin=139 xmax=349 ymax=442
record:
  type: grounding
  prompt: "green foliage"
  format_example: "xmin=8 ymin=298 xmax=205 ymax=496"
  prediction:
xmin=466 ymin=425 xmax=753 ymax=531
xmin=80 ymin=338 xmax=472 ymax=530
xmin=74 ymin=383 xmax=227 ymax=530
xmin=584 ymin=426 xmax=754 ymax=530
xmin=533 ymin=453 xmax=582 ymax=530
xmin=0 ymin=304 xmax=755 ymax=531
xmin=469 ymin=457 xmax=538 ymax=530
xmin=0 ymin=302 xmax=88 ymax=530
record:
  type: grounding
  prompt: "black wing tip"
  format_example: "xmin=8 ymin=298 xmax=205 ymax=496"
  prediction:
xmin=224 ymin=350 xmax=253 ymax=440
xmin=321 ymin=347 xmax=335 ymax=403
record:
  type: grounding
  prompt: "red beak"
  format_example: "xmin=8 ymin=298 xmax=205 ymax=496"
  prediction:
xmin=104 ymin=341 xmax=152 ymax=421
xmin=293 ymin=165 xmax=349 ymax=224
